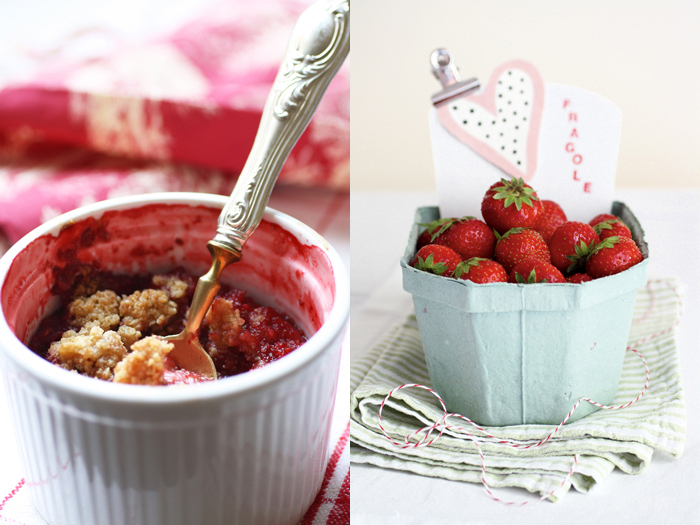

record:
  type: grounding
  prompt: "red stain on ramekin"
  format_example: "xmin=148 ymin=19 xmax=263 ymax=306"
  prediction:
xmin=2 ymin=203 xmax=335 ymax=345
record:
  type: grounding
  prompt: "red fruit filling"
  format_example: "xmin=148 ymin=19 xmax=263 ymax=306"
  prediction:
xmin=29 ymin=266 xmax=306 ymax=385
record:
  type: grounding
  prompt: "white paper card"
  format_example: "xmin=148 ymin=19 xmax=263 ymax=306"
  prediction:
xmin=430 ymin=62 xmax=621 ymax=222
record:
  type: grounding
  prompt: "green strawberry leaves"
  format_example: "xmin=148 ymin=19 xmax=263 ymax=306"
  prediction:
xmin=589 ymin=236 xmax=621 ymax=257
xmin=565 ymin=239 xmax=596 ymax=274
xmin=494 ymin=227 xmax=526 ymax=243
xmin=414 ymin=253 xmax=449 ymax=275
xmin=592 ymin=218 xmax=627 ymax=236
xmin=453 ymin=257 xmax=489 ymax=279
xmin=514 ymin=269 xmax=548 ymax=284
xmin=491 ymin=178 xmax=539 ymax=211
xmin=418 ymin=218 xmax=451 ymax=241
xmin=419 ymin=216 xmax=477 ymax=243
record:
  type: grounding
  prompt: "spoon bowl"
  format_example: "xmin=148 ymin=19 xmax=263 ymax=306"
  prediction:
xmin=163 ymin=243 xmax=239 ymax=379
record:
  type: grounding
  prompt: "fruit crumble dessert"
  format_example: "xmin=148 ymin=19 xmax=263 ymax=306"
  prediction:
xmin=29 ymin=265 xmax=306 ymax=385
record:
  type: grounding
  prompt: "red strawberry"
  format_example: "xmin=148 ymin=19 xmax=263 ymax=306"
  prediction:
xmin=566 ymin=273 xmax=593 ymax=284
xmin=589 ymin=214 xmax=632 ymax=241
xmin=535 ymin=199 xmax=567 ymax=244
xmin=432 ymin=217 xmax=496 ymax=260
xmin=411 ymin=244 xmax=462 ymax=276
xmin=416 ymin=218 xmax=453 ymax=250
xmin=494 ymin=228 xmax=550 ymax=274
xmin=454 ymin=258 xmax=507 ymax=284
xmin=548 ymin=221 xmax=600 ymax=275
xmin=586 ymin=236 xmax=643 ymax=278
xmin=589 ymin=213 xmax=618 ymax=225
xmin=481 ymin=177 xmax=543 ymax=235
xmin=508 ymin=258 xmax=565 ymax=284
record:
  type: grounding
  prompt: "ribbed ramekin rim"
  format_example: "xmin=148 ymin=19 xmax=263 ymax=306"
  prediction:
xmin=0 ymin=192 xmax=349 ymax=405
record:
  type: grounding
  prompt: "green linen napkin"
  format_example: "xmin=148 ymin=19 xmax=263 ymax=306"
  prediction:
xmin=350 ymin=278 xmax=685 ymax=502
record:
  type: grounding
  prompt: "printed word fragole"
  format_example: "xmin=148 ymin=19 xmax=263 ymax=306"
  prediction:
xmin=564 ymin=99 xmax=592 ymax=193
xmin=412 ymin=177 xmax=642 ymax=284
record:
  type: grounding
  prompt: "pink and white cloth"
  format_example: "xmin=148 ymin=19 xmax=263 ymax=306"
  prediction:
xmin=0 ymin=0 xmax=349 ymax=250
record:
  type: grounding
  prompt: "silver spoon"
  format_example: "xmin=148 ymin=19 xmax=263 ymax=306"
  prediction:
xmin=164 ymin=0 xmax=350 ymax=379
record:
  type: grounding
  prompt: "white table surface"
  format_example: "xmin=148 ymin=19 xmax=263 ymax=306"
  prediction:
xmin=350 ymin=188 xmax=699 ymax=525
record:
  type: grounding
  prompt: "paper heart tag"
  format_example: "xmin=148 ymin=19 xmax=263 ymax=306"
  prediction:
xmin=436 ymin=60 xmax=545 ymax=182
xmin=430 ymin=58 xmax=621 ymax=222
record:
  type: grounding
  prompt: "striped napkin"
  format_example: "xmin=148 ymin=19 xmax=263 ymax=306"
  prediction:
xmin=350 ymin=278 xmax=685 ymax=502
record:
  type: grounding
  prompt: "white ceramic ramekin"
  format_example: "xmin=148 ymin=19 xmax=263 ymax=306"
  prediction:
xmin=0 ymin=193 xmax=349 ymax=525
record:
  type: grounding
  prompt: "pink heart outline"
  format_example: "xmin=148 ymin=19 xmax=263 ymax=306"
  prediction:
xmin=436 ymin=59 xmax=545 ymax=182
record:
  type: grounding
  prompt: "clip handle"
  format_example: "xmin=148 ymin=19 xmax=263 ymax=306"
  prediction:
xmin=430 ymin=48 xmax=480 ymax=106
xmin=431 ymin=48 xmax=460 ymax=87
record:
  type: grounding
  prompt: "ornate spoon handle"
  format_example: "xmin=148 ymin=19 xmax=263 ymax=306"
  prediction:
xmin=209 ymin=0 xmax=349 ymax=258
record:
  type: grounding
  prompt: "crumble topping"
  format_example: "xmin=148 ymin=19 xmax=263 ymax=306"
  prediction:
xmin=117 ymin=325 xmax=141 ymax=350
xmin=32 ymin=269 xmax=307 ymax=385
xmin=205 ymin=297 xmax=245 ymax=356
xmin=119 ymin=289 xmax=178 ymax=332
xmin=67 ymin=264 xmax=101 ymax=299
xmin=68 ymin=290 xmax=121 ymax=331
xmin=152 ymin=274 xmax=189 ymax=300
xmin=48 ymin=325 xmax=127 ymax=381
xmin=113 ymin=336 xmax=173 ymax=385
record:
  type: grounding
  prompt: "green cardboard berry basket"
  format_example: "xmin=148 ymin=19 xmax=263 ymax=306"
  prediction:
xmin=400 ymin=202 xmax=649 ymax=426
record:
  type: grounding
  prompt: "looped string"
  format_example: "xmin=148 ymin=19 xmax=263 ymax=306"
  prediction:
xmin=378 ymin=278 xmax=682 ymax=505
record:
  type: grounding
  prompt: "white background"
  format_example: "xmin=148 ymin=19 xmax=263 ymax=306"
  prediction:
xmin=351 ymin=0 xmax=700 ymax=191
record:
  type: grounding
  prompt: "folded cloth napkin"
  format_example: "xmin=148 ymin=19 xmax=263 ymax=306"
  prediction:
xmin=350 ymin=278 xmax=685 ymax=502
xmin=0 ymin=0 xmax=349 ymax=189
xmin=301 ymin=422 xmax=351 ymax=525
xmin=0 ymin=147 xmax=235 ymax=247
xmin=0 ymin=0 xmax=349 ymax=253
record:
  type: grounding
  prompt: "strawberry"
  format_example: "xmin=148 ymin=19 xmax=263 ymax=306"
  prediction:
xmin=416 ymin=218 xmax=453 ymax=250
xmin=481 ymin=177 xmax=543 ymax=235
xmin=454 ymin=258 xmax=507 ymax=284
xmin=411 ymin=244 xmax=462 ymax=276
xmin=508 ymin=258 xmax=565 ymax=284
xmin=589 ymin=214 xmax=632 ymax=241
xmin=589 ymin=213 xmax=618 ymax=225
xmin=534 ymin=199 xmax=567 ymax=244
xmin=494 ymin=228 xmax=550 ymax=274
xmin=432 ymin=217 xmax=496 ymax=260
xmin=585 ymin=236 xmax=643 ymax=278
xmin=548 ymin=221 xmax=600 ymax=275
xmin=566 ymin=273 xmax=593 ymax=284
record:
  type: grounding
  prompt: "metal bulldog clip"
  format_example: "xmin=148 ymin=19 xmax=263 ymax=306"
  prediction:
xmin=430 ymin=48 xmax=480 ymax=106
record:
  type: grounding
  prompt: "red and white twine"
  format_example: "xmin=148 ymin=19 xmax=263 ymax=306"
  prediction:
xmin=378 ymin=279 xmax=682 ymax=505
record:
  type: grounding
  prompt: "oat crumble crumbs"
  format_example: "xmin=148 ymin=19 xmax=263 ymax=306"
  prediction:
xmin=119 ymin=289 xmax=178 ymax=332
xmin=205 ymin=297 xmax=245 ymax=354
xmin=34 ymin=269 xmax=307 ymax=385
xmin=152 ymin=274 xmax=188 ymax=300
xmin=48 ymin=326 xmax=127 ymax=381
xmin=117 ymin=325 xmax=141 ymax=350
xmin=69 ymin=266 xmax=100 ymax=299
xmin=68 ymin=290 xmax=121 ymax=331
xmin=113 ymin=336 xmax=173 ymax=385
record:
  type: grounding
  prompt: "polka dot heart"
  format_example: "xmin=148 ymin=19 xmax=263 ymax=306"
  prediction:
xmin=436 ymin=60 xmax=544 ymax=182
